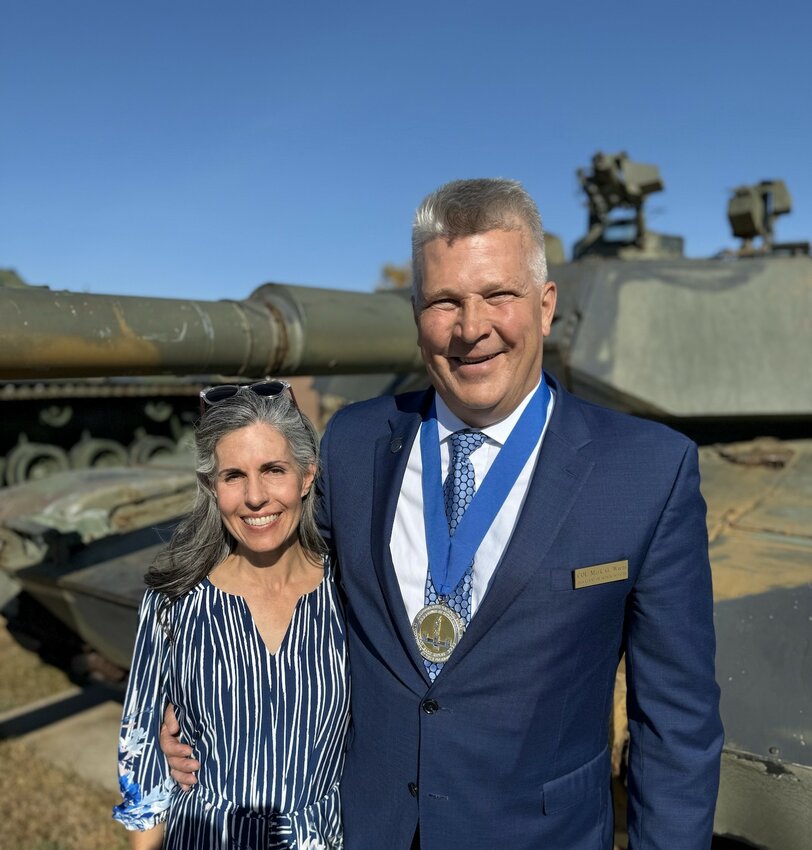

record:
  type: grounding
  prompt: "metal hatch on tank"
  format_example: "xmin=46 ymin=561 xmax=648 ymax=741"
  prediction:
xmin=0 ymin=155 xmax=810 ymax=848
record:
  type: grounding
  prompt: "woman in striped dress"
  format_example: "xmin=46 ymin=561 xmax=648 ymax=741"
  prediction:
xmin=113 ymin=382 xmax=349 ymax=850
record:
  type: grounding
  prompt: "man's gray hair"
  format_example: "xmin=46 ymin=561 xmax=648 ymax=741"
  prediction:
xmin=411 ymin=178 xmax=548 ymax=301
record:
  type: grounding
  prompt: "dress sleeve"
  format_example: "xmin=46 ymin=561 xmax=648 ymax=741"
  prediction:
xmin=112 ymin=588 xmax=176 ymax=831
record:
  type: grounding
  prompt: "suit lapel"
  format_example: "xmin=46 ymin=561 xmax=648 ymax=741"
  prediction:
xmin=438 ymin=382 xmax=595 ymax=677
xmin=369 ymin=394 xmax=434 ymax=686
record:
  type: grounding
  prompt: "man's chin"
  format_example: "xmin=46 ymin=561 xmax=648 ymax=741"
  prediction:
xmin=437 ymin=387 xmax=508 ymax=426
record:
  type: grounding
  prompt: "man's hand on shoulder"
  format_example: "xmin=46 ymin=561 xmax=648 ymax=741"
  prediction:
xmin=160 ymin=703 xmax=199 ymax=790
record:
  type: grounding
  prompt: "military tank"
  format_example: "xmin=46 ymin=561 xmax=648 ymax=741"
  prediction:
xmin=0 ymin=269 xmax=206 ymax=486
xmin=0 ymin=157 xmax=810 ymax=848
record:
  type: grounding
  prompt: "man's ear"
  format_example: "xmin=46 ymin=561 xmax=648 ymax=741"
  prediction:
xmin=541 ymin=280 xmax=557 ymax=337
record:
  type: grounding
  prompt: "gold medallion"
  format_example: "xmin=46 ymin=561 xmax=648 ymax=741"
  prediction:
xmin=412 ymin=603 xmax=464 ymax=663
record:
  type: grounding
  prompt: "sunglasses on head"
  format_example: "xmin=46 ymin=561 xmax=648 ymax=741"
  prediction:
xmin=199 ymin=379 xmax=298 ymax=415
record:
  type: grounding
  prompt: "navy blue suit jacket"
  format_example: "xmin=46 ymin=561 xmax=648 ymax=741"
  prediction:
xmin=318 ymin=374 xmax=723 ymax=850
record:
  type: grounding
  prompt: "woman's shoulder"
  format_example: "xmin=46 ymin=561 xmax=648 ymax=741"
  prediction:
xmin=139 ymin=578 xmax=212 ymax=616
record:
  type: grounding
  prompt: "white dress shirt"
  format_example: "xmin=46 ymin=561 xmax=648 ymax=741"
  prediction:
xmin=390 ymin=380 xmax=555 ymax=624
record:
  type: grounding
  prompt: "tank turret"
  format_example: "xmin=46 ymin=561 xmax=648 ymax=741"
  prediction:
xmin=546 ymin=157 xmax=812 ymax=437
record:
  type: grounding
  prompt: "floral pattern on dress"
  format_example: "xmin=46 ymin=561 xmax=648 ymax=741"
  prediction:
xmin=113 ymin=706 xmax=175 ymax=830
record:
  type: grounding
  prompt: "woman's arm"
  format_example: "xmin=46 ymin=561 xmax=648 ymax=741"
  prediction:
xmin=113 ymin=589 xmax=175 ymax=833
xmin=128 ymin=822 xmax=165 ymax=850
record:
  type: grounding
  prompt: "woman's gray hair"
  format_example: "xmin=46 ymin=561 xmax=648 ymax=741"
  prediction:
xmin=411 ymin=178 xmax=548 ymax=304
xmin=145 ymin=388 xmax=324 ymax=632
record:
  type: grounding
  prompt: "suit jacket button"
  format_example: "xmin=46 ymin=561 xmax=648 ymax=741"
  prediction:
xmin=422 ymin=698 xmax=439 ymax=714
xmin=408 ymin=782 xmax=418 ymax=797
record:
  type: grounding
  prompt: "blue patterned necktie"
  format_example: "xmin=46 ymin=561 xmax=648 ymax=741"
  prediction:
xmin=423 ymin=429 xmax=487 ymax=680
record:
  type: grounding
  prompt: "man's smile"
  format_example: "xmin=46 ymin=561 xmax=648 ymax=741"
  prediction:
xmin=449 ymin=352 xmax=501 ymax=366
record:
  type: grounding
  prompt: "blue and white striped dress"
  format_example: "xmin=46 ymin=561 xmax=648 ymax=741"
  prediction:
xmin=113 ymin=558 xmax=349 ymax=849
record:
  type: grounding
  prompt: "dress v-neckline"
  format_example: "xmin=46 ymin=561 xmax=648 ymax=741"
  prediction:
xmin=204 ymin=574 xmax=325 ymax=657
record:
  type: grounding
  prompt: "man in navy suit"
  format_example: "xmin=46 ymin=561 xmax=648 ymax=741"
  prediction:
xmin=165 ymin=178 xmax=723 ymax=848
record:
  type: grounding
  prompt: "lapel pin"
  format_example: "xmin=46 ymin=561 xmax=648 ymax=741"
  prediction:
xmin=390 ymin=437 xmax=403 ymax=453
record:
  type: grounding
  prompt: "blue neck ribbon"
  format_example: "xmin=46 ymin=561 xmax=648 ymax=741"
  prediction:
xmin=420 ymin=377 xmax=550 ymax=597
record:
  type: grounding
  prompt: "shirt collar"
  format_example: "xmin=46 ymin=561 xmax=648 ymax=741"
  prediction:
xmin=434 ymin=377 xmax=543 ymax=448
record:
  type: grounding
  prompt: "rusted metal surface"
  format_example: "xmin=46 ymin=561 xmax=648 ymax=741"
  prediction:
xmin=701 ymin=439 xmax=812 ymax=588
xmin=0 ymin=282 xmax=423 ymax=380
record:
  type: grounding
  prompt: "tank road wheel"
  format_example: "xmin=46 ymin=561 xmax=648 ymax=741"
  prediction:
xmin=69 ymin=438 xmax=129 ymax=470
xmin=38 ymin=404 xmax=73 ymax=428
xmin=5 ymin=441 xmax=70 ymax=484
xmin=128 ymin=435 xmax=177 ymax=465
xmin=144 ymin=400 xmax=173 ymax=423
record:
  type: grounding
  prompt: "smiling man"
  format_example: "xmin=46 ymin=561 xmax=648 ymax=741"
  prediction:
xmin=165 ymin=178 xmax=723 ymax=849
xmin=415 ymin=225 xmax=554 ymax=427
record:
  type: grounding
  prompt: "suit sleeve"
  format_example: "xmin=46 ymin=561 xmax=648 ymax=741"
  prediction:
xmin=624 ymin=442 xmax=724 ymax=850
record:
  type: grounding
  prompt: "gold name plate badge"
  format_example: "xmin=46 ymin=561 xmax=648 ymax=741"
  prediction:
xmin=572 ymin=560 xmax=629 ymax=589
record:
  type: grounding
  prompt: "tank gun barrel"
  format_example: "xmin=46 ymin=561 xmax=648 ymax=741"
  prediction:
xmin=0 ymin=282 xmax=424 ymax=380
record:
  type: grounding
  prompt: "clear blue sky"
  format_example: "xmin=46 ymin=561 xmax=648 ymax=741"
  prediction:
xmin=3 ymin=0 xmax=810 ymax=300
